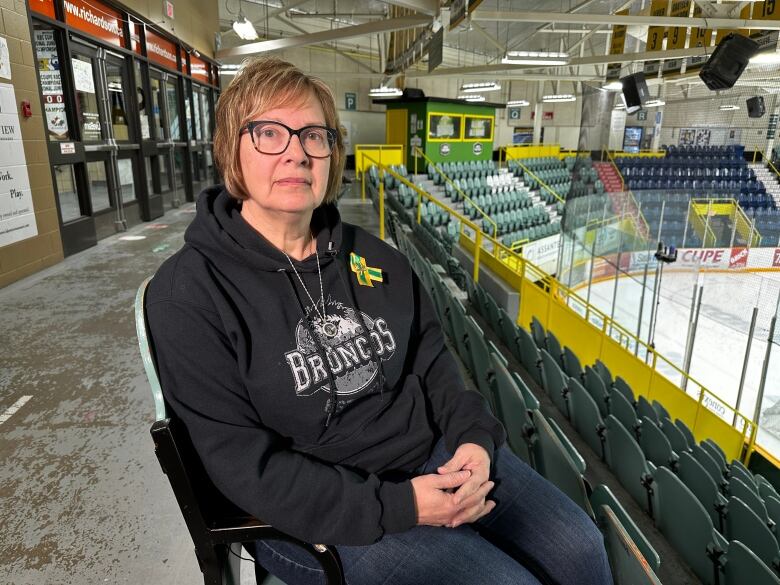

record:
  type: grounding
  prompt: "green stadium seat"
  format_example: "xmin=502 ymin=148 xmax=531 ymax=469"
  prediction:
xmin=675 ymin=418 xmax=696 ymax=449
xmin=702 ymin=440 xmax=728 ymax=473
xmin=485 ymin=293 xmax=504 ymax=335
xmin=591 ymin=487 xmax=662 ymax=582
xmin=766 ymin=495 xmax=780 ymax=533
xmin=531 ymin=410 xmax=593 ymax=517
xmin=730 ymin=476 xmax=772 ymax=527
xmin=613 ymin=376 xmax=636 ymax=404
xmin=639 ymin=416 xmax=679 ymax=472
xmin=661 ymin=418 xmax=691 ymax=455
xmin=568 ymin=377 xmax=606 ymax=460
xmin=636 ymin=395 xmax=660 ymax=426
xmin=758 ymin=475 xmax=779 ymax=501
xmin=725 ymin=496 xmax=780 ymax=575
xmin=498 ymin=308 xmax=521 ymax=363
xmin=448 ymin=296 xmax=471 ymax=370
xmin=510 ymin=371 xmax=540 ymax=411
xmin=530 ymin=316 xmax=547 ymax=350
xmin=609 ymin=387 xmax=641 ymax=442
xmin=705 ymin=439 xmax=728 ymax=468
xmin=584 ymin=365 xmax=610 ymax=418
xmin=489 ymin=353 xmax=536 ymax=467
xmin=546 ymin=330 xmax=564 ymax=366
xmin=678 ymin=451 xmax=728 ymax=532
xmin=464 ymin=316 xmax=496 ymax=413
xmin=723 ymin=541 xmax=780 ymax=585
xmin=651 ymin=400 xmax=671 ymax=421
xmin=693 ymin=444 xmax=729 ymax=493
xmin=540 ymin=348 xmax=570 ymax=418
xmin=517 ymin=327 xmax=544 ymax=387
xmin=730 ymin=459 xmax=757 ymax=488
xmin=604 ymin=414 xmax=655 ymax=515
xmin=563 ymin=347 xmax=584 ymax=381
xmin=652 ymin=466 xmax=726 ymax=585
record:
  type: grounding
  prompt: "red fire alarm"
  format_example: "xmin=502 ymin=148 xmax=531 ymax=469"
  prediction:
xmin=21 ymin=100 xmax=32 ymax=118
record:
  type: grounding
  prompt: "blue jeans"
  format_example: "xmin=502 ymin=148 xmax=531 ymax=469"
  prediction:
xmin=251 ymin=438 xmax=613 ymax=585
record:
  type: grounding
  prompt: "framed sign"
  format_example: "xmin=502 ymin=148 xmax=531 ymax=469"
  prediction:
xmin=427 ymin=112 xmax=462 ymax=141
xmin=463 ymin=115 xmax=493 ymax=141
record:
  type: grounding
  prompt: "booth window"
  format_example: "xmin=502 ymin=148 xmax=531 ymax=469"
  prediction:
xmin=428 ymin=113 xmax=462 ymax=141
xmin=464 ymin=116 xmax=494 ymax=141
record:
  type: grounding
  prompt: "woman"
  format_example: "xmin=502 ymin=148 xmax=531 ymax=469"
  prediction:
xmin=146 ymin=56 xmax=612 ymax=585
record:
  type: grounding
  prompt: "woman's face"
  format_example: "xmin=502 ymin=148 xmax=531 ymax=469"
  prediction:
xmin=239 ymin=92 xmax=331 ymax=219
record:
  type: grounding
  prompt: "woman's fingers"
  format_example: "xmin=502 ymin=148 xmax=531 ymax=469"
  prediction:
xmin=449 ymin=499 xmax=496 ymax=528
xmin=455 ymin=480 xmax=494 ymax=509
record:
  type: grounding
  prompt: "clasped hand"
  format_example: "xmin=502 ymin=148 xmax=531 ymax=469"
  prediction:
xmin=410 ymin=443 xmax=495 ymax=529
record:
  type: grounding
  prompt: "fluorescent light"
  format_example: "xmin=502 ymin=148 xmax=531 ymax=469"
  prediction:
xmin=750 ymin=52 xmax=780 ymax=65
xmin=506 ymin=99 xmax=530 ymax=106
xmin=602 ymin=81 xmax=623 ymax=91
xmin=460 ymin=81 xmax=501 ymax=93
xmin=614 ymin=102 xmax=626 ymax=109
xmin=369 ymin=86 xmax=402 ymax=97
xmin=501 ymin=50 xmax=569 ymax=66
xmin=232 ymin=17 xmax=258 ymax=40
xmin=644 ymin=99 xmax=665 ymax=107
xmin=720 ymin=104 xmax=740 ymax=111
xmin=542 ymin=94 xmax=576 ymax=103
xmin=457 ymin=94 xmax=486 ymax=102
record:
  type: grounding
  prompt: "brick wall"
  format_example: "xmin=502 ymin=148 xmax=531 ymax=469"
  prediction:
xmin=0 ymin=0 xmax=63 ymax=288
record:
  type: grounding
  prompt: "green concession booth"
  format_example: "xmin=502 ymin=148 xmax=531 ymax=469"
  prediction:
xmin=373 ymin=96 xmax=503 ymax=171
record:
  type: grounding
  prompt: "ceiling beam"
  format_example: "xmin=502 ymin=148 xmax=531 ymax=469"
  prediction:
xmin=381 ymin=0 xmax=438 ymax=17
xmin=470 ymin=21 xmax=506 ymax=53
xmin=217 ymin=14 xmax=432 ymax=58
xmin=472 ymin=11 xmax=780 ymax=30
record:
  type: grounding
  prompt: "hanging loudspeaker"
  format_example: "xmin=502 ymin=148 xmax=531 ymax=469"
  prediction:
xmin=620 ymin=72 xmax=650 ymax=114
xmin=699 ymin=33 xmax=760 ymax=90
xmin=747 ymin=96 xmax=765 ymax=118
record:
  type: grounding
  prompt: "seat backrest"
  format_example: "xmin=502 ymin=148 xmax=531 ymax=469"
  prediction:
xmin=651 ymin=399 xmax=670 ymax=421
xmin=678 ymin=451 xmax=723 ymax=529
xmin=730 ymin=476 xmax=769 ymax=522
xmin=562 ymin=346 xmax=583 ymax=380
xmin=464 ymin=316 xmax=495 ymax=411
xmin=725 ymin=496 xmax=779 ymax=570
xmin=757 ymin=475 xmax=779 ymax=501
xmin=517 ymin=326 xmax=543 ymax=386
xmin=766 ymin=495 xmax=780 ymax=531
xmin=568 ymin=376 xmax=605 ymax=458
xmin=510 ymin=370 xmax=540 ymax=411
xmin=584 ymin=366 xmax=609 ymax=418
xmin=609 ymin=388 xmax=639 ymax=439
xmin=598 ymin=504 xmax=663 ymax=585
xmin=613 ymin=376 xmax=636 ymax=404
xmin=675 ymin=418 xmax=696 ymax=449
xmin=448 ymin=296 xmax=472 ymax=371
xmin=498 ymin=307 xmax=521 ymax=362
xmin=546 ymin=329 xmax=563 ymax=363
xmin=489 ymin=352 xmax=534 ymax=465
xmin=531 ymin=410 xmax=593 ymax=518
xmin=530 ymin=317 xmax=547 ymax=350
xmin=661 ymin=419 xmax=690 ymax=455
xmin=590 ymin=484 xmax=661 ymax=574
xmin=723 ymin=541 xmax=780 ymax=585
xmin=540 ymin=348 xmax=569 ymax=417
xmin=636 ymin=395 xmax=660 ymax=426
xmin=604 ymin=415 xmax=652 ymax=513
xmin=640 ymin=416 xmax=676 ymax=470
xmin=135 ymin=277 xmax=166 ymax=421
xmin=693 ymin=444 xmax=727 ymax=488
xmin=653 ymin=466 xmax=722 ymax=585
xmin=701 ymin=440 xmax=728 ymax=472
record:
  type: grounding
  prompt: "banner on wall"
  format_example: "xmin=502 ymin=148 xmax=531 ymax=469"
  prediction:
xmin=662 ymin=0 xmax=692 ymax=75
xmin=643 ymin=0 xmax=669 ymax=76
xmin=686 ymin=2 xmax=713 ymax=72
xmin=606 ymin=9 xmax=630 ymax=81
xmin=0 ymin=83 xmax=38 ymax=247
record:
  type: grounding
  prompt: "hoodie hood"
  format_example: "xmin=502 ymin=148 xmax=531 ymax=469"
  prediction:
xmin=185 ymin=186 xmax=343 ymax=272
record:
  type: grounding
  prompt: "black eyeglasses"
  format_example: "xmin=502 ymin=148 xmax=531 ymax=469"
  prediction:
xmin=242 ymin=120 xmax=337 ymax=159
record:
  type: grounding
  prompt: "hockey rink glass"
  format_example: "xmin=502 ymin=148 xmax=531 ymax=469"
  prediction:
xmin=243 ymin=121 xmax=337 ymax=158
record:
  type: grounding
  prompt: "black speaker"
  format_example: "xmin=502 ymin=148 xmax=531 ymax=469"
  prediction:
xmin=620 ymin=72 xmax=650 ymax=114
xmin=402 ymin=88 xmax=425 ymax=99
xmin=747 ymin=96 xmax=765 ymax=118
xmin=699 ymin=33 xmax=760 ymax=90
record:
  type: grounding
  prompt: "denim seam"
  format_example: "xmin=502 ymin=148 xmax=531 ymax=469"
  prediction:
xmin=257 ymin=540 xmax=325 ymax=574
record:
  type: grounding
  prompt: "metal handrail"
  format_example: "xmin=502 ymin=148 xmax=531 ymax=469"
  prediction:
xmin=509 ymin=158 xmax=566 ymax=205
xmin=411 ymin=146 xmax=498 ymax=238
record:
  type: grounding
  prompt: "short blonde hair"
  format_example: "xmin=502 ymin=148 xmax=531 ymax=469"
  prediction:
xmin=213 ymin=56 xmax=345 ymax=204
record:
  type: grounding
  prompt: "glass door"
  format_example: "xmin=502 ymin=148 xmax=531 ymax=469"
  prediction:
xmin=165 ymin=76 xmax=188 ymax=205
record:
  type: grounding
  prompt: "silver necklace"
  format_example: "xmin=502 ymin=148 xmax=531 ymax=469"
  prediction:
xmin=283 ymin=237 xmax=338 ymax=339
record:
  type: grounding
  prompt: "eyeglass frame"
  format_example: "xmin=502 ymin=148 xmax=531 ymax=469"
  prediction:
xmin=241 ymin=120 xmax=338 ymax=159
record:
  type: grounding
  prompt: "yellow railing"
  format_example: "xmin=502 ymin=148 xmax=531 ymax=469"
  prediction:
xmin=509 ymin=159 xmax=566 ymax=205
xmin=354 ymin=144 xmax=403 ymax=175
xmin=688 ymin=200 xmax=720 ymax=248
xmin=607 ymin=149 xmax=665 ymax=158
xmin=411 ymin=146 xmax=498 ymax=238
xmin=603 ymin=148 xmax=626 ymax=191
xmin=689 ymin=198 xmax=761 ymax=248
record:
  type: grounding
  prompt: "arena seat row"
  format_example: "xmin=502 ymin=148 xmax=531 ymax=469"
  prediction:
xmin=427 ymin=160 xmax=497 ymax=182
xmin=443 ymin=174 xmax=519 ymax=201
xmin=392 ymin=210 xmax=780 ymax=585
xmin=622 ymin=166 xmax=755 ymax=180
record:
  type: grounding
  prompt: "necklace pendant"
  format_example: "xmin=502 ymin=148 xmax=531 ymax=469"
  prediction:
xmin=322 ymin=322 xmax=338 ymax=338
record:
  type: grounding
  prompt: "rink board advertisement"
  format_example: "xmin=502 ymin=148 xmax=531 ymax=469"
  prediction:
xmin=521 ymin=234 xmax=560 ymax=274
xmin=0 ymin=82 xmax=37 ymax=247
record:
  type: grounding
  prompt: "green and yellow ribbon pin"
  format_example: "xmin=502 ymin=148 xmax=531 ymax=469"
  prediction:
xmin=350 ymin=253 xmax=383 ymax=287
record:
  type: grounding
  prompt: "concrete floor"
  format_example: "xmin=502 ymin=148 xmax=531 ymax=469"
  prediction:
xmin=0 ymin=179 xmax=377 ymax=585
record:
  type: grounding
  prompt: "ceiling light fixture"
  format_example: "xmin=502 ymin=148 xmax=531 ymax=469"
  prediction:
xmin=602 ymin=81 xmax=623 ymax=91
xmin=719 ymin=104 xmax=740 ymax=111
xmin=458 ymin=94 xmax=486 ymax=102
xmin=542 ymin=94 xmax=576 ymax=103
xmin=644 ymin=99 xmax=666 ymax=107
xmin=750 ymin=52 xmax=780 ymax=65
xmin=460 ymin=81 xmax=501 ymax=93
xmin=232 ymin=17 xmax=259 ymax=40
xmin=369 ymin=86 xmax=403 ymax=97
xmin=506 ymin=99 xmax=530 ymax=106
xmin=502 ymin=51 xmax=569 ymax=66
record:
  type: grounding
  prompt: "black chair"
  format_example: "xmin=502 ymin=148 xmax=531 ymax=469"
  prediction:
xmin=135 ymin=277 xmax=344 ymax=585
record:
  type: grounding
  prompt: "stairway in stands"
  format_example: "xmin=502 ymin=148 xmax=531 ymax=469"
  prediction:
xmin=594 ymin=161 xmax=624 ymax=193
xmin=594 ymin=161 xmax=650 ymax=240
xmin=749 ymin=162 xmax=780 ymax=208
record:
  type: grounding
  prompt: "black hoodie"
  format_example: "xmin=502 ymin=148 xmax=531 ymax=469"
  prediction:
xmin=146 ymin=186 xmax=505 ymax=546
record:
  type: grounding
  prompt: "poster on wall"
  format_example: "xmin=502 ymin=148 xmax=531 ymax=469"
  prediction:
xmin=35 ymin=30 xmax=69 ymax=140
xmin=512 ymin=127 xmax=535 ymax=144
xmin=71 ymin=58 xmax=95 ymax=93
xmin=0 ymin=36 xmax=10 ymax=80
xmin=0 ymin=83 xmax=38 ymax=247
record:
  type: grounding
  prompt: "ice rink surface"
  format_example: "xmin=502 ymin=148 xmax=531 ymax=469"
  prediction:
xmin=586 ymin=268 xmax=780 ymax=456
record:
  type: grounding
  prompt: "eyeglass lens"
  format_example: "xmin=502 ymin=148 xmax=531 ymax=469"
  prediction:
xmin=252 ymin=122 xmax=333 ymax=157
